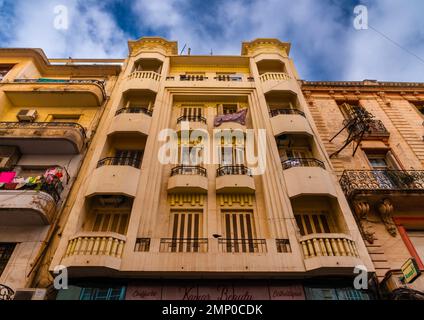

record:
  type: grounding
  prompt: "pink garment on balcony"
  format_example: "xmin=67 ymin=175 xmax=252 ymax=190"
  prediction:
xmin=0 ymin=171 xmax=16 ymax=183
xmin=214 ymin=109 xmax=248 ymax=127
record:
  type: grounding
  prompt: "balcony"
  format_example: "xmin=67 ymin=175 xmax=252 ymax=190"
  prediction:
xmin=3 ymin=79 xmax=106 ymax=107
xmin=259 ymin=72 xmax=297 ymax=93
xmin=85 ymin=157 xmax=141 ymax=198
xmin=340 ymin=170 xmax=424 ymax=200
xmin=347 ymin=119 xmax=390 ymax=141
xmin=299 ymin=233 xmax=362 ymax=271
xmin=218 ymin=238 xmax=267 ymax=253
xmin=176 ymin=115 xmax=208 ymax=132
xmin=282 ymin=158 xmax=337 ymax=198
xmin=62 ymin=232 xmax=126 ymax=271
xmin=159 ymin=238 xmax=208 ymax=253
xmin=0 ymin=122 xmax=86 ymax=154
xmin=216 ymin=165 xmax=255 ymax=194
xmin=167 ymin=166 xmax=208 ymax=194
xmin=270 ymin=109 xmax=313 ymax=136
xmin=108 ymin=107 xmax=152 ymax=136
xmin=123 ymin=71 xmax=161 ymax=93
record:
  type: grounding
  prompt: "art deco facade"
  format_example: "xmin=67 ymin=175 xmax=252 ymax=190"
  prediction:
xmin=0 ymin=49 xmax=120 ymax=299
xmin=302 ymin=81 xmax=424 ymax=298
xmin=45 ymin=37 xmax=374 ymax=300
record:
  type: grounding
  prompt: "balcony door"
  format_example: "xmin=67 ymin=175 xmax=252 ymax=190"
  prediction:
xmin=295 ymin=212 xmax=332 ymax=236
xmin=365 ymin=150 xmax=401 ymax=189
xmin=223 ymin=211 xmax=256 ymax=252
xmin=170 ymin=211 xmax=202 ymax=252
xmin=92 ymin=210 xmax=130 ymax=235
xmin=181 ymin=105 xmax=203 ymax=118
xmin=113 ymin=150 xmax=143 ymax=168
xmin=0 ymin=243 xmax=16 ymax=277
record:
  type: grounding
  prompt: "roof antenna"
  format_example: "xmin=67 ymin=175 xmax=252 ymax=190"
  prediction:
xmin=187 ymin=48 xmax=191 ymax=55
xmin=180 ymin=44 xmax=187 ymax=55
xmin=210 ymin=48 xmax=213 ymax=56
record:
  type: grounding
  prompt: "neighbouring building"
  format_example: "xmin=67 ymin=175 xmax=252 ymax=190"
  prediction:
xmin=47 ymin=37 xmax=375 ymax=301
xmin=302 ymin=80 xmax=424 ymax=299
xmin=0 ymin=48 xmax=120 ymax=300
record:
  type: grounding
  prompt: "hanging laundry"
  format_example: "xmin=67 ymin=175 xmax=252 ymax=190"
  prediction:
xmin=0 ymin=171 xmax=16 ymax=183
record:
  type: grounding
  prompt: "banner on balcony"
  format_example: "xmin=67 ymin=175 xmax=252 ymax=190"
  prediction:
xmin=125 ymin=282 xmax=305 ymax=300
xmin=214 ymin=109 xmax=248 ymax=127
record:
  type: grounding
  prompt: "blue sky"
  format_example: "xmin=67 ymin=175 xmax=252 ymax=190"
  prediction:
xmin=0 ymin=0 xmax=423 ymax=82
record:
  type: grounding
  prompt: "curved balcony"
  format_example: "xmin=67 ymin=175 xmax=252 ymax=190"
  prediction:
xmin=0 ymin=122 xmax=86 ymax=154
xmin=108 ymin=107 xmax=152 ymax=136
xmin=0 ymin=190 xmax=56 ymax=225
xmin=270 ymin=109 xmax=313 ymax=136
xmin=167 ymin=165 xmax=208 ymax=194
xmin=62 ymin=232 xmax=126 ymax=271
xmin=299 ymin=233 xmax=362 ymax=272
xmin=85 ymin=157 xmax=141 ymax=198
xmin=216 ymin=165 xmax=255 ymax=194
xmin=122 ymin=71 xmax=161 ymax=93
xmin=3 ymin=79 xmax=106 ymax=107
xmin=259 ymin=72 xmax=298 ymax=93
xmin=282 ymin=159 xmax=337 ymax=198
xmin=176 ymin=115 xmax=208 ymax=132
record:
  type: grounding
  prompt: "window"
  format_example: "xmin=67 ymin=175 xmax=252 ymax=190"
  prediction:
xmin=18 ymin=166 xmax=51 ymax=178
xmin=80 ymin=287 xmax=126 ymax=300
xmin=0 ymin=64 xmax=14 ymax=81
xmin=295 ymin=213 xmax=332 ymax=236
xmin=48 ymin=114 xmax=81 ymax=123
xmin=218 ymin=136 xmax=245 ymax=166
xmin=222 ymin=104 xmax=238 ymax=115
xmin=365 ymin=150 xmax=400 ymax=170
xmin=113 ymin=150 xmax=143 ymax=168
xmin=222 ymin=211 xmax=260 ymax=253
xmin=0 ymin=243 xmax=16 ymax=277
xmin=170 ymin=211 xmax=203 ymax=252
xmin=407 ymin=231 xmax=424 ymax=263
xmin=181 ymin=105 xmax=203 ymax=117
xmin=92 ymin=211 xmax=130 ymax=235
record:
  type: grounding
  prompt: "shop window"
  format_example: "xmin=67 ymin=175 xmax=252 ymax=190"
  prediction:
xmin=305 ymin=287 xmax=370 ymax=300
xmin=80 ymin=287 xmax=126 ymax=300
xmin=0 ymin=243 xmax=16 ymax=277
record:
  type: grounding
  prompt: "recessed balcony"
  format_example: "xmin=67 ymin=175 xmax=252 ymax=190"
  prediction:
xmin=299 ymin=233 xmax=362 ymax=272
xmin=282 ymin=158 xmax=337 ymax=198
xmin=108 ymin=107 xmax=152 ymax=136
xmin=85 ymin=157 xmax=141 ymax=198
xmin=340 ymin=170 xmax=424 ymax=201
xmin=3 ymin=78 xmax=106 ymax=107
xmin=176 ymin=115 xmax=207 ymax=132
xmin=259 ymin=72 xmax=297 ymax=93
xmin=0 ymin=122 xmax=86 ymax=154
xmin=270 ymin=109 xmax=313 ymax=136
xmin=216 ymin=165 xmax=255 ymax=194
xmin=167 ymin=165 xmax=208 ymax=194
xmin=62 ymin=232 xmax=126 ymax=271
xmin=123 ymin=71 xmax=161 ymax=93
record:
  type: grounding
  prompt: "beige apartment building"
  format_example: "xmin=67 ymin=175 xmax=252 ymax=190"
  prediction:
xmin=42 ymin=37 xmax=376 ymax=301
xmin=302 ymin=80 xmax=424 ymax=298
xmin=0 ymin=49 xmax=120 ymax=299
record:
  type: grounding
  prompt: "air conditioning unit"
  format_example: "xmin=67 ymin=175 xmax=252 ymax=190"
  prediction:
xmin=16 ymin=109 xmax=38 ymax=122
xmin=13 ymin=288 xmax=47 ymax=300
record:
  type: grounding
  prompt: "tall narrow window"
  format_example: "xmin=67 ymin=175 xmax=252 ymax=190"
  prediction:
xmin=295 ymin=213 xmax=332 ymax=236
xmin=0 ymin=243 xmax=16 ymax=277
xmin=170 ymin=211 xmax=202 ymax=252
xmin=92 ymin=211 xmax=130 ymax=235
xmin=113 ymin=150 xmax=143 ymax=168
xmin=181 ymin=105 xmax=203 ymax=118
xmin=223 ymin=211 xmax=257 ymax=252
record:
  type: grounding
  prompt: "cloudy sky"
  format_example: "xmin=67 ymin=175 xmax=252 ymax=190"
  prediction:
xmin=0 ymin=0 xmax=423 ymax=82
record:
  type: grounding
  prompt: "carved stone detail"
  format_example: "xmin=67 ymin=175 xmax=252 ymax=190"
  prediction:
xmin=353 ymin=201 xmax=376 ymax=244
xmin=378 ymin=199 xmax=397 ymax=237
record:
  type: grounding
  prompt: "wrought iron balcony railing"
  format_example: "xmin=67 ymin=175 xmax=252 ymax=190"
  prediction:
xmin=176 ymin=115 xmax=207 ymax=124
xmin=170 ymin=165 xmax=207 ymax=177
xmin=269 ymin=108 xmax=305 ymax=117
xmin=345 ymin=119 xmax=390 ymax=139
xmin=282 ymin=158 xmax=325 ymax=170
xmin=179 ymin=75 xmax=208 ymax=81
xmin=218 ymin=238 xmax=267 ymax=253
xmin=0 ymin=121 xmax=86 ymax=138
xmin=216 ymin=165 xmax=252 ymax=177
xmin=340 ymin=170 xmax=424 ymax=199
xmin=115 ymin=107 xmax=152 ymax=117
xmin=97 ymin=157 xmax=141 ymax=169
xmin=159 ymin=238 xmax=208 ymax=253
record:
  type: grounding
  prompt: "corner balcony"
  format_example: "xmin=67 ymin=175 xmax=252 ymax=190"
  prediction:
xmin=299 ymin=233 xmax=362 ymax=272
xmin=282 ymin=158 xmax=337 ymax=198
xmin=3 ymin=79 xmax=106 ymax=107
xmin=62 ymin=232 xmax=126 ymax=271
xmin=269 ymin=109 xmax=313 ymax=136
xmin=340 ymin=170 xmax=424 ymax=201
xmin=108 ymin=107 xmax=152 ymax=136
xmin=259 ymin=72 xmax=297 ymax=93
xmin=122 ymin=71 xmax=161 ymax=93
xmin=167 ymin=166 xmax=208 ymax=194
xmin=0 ymin=122 xmax=86 ymax=154
xmin=85 ymin=157 xmax=141 ymax=198
xmin=216 ymin=165 xmax=255 ymax=194
xmin=176 ymin=115 xmax=207 ymax=132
